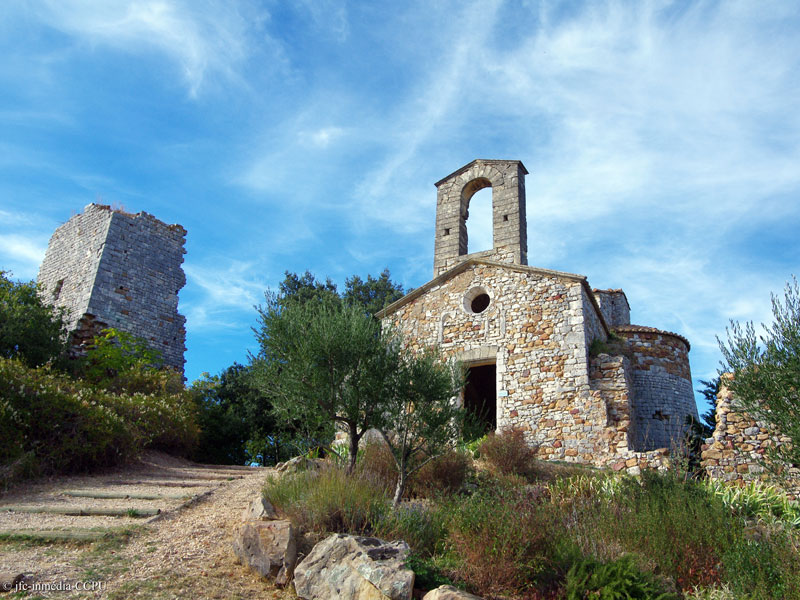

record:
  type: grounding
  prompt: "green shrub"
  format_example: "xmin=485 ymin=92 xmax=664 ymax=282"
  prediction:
xmin=723 ymin=535 xmax=800 ymax=600
xmin=565 ymin=555 xmax=678 ymax=600
xmin=0 ymin=358 xmax=134 ymax=475
xmin=0 ymin=271 xmax=68 ymax=368
xmin=462 ymin=433 xmax=487 ymax=458
xmin=477 ymin=427 xmax=538 ymax=478
xmin=702 ymin=479 xmax=800 ymax=528
xmin=0 ymin=357 xmax=197 ymax=482
xmin=374 ymin=502 xmax=448 ymax=557
xmin=263 ymin=466 xmax=388 ymax=534
xmin=404 ymin=553 xmax=455 ymax=592
xmin=80 ymin=328 xmax=163 ymax=387
xmin=585 ymin=471 xmax=739 ymax=591
xmin=548 ymin=473 xmax=621 ymax=504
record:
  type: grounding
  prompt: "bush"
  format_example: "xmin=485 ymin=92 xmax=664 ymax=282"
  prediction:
xmin=723 ymin=535 xmax=800 ymax=600
xmin=584 ymin=471 xmax=739 ymax=591
xmin=374 ymin=502 xmax=448 ymax=557
xmin=0 ymin=357 xmax=197 ymax=482
xmin=478 ymin=427 xmax=538 ymax=478
xmin=702 ymin=479 xmax=800 ymax=528
xmin=263 ymin=465 xmax=388 ymax=534
xmin=442 ymin=485 xmax=567 ymax=597
xmin=409 ymin=450 xmax=472 ymax=498
xmin=565 ymin=555 xmax=678 ymax=600
xmin=0 ymin=271 xmax=67 ymax=368
xmin=355 ymin=440 xmax=397 ymax=493
xmin=0 ymin=358 xmax=134 ymax=475
xmin=357 ymin=441 xmax=472 ymax=499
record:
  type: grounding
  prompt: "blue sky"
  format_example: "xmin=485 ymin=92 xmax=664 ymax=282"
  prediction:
xmin=1 ymin=1 xmax=798 ymax=416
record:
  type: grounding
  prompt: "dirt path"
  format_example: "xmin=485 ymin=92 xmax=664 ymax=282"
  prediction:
xmin=0 ymin=453 xmax=294 ymax=599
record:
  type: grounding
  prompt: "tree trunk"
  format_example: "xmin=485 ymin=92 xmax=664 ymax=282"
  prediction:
xmin=392 ymin=472 xmax=406 ymax=507
xmin=347 ymin=423 xmax=360 ymax=474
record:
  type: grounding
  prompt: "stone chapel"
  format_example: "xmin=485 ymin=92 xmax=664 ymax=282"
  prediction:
xmin=378 ymin=159 xmax=699 ymax=471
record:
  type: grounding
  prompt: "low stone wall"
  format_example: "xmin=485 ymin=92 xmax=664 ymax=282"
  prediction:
xmin=701 ymin=382 xmax=800 ymax=496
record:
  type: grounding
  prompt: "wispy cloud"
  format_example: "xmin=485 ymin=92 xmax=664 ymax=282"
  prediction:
xmin=182 ymin=260 xmax=268 ymax=331
xmin=0 ymin=233 xmax=49 ymax=279
xmin=30 ymin=0 xmax=275 ymax=96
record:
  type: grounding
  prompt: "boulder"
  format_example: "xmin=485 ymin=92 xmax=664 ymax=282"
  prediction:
xmin=242 ymin=495 xmax=277 ymax=521
xmin=232 ymin=519 xmax=297 ymax=587
xmin=275 ymin=456 xmax=324 ymax=475
xmin=422 ymin=585 xmax=484 ymax=600
xmin=294 ymin=534 xmax=414 ymax=600
xmin=0 ymin=572 xmax=25 ymax=593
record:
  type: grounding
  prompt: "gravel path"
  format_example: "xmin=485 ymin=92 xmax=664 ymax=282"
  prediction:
xmin=0 ymin=452 xmax=291 ymax=599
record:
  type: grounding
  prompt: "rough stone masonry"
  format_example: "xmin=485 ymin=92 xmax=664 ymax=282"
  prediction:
xmin=379 ymin=159 xmax=699 ymax=471
xmin=37 ymin=204 xmax=186 ymax=374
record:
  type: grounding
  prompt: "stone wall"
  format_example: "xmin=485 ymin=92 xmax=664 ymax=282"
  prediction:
xmin=383 ymin=259 xmax=672 ymax=469
xmin=433 ymin=160 xmax=528 ymax=277
xmin=37 ymin=205 xmax=113 ymax=334
xmin=614 ymin=326 xmax=696 ymax=451
xmin=38 ymin=204 xmax=187 ymax=373
xmin=702 ymin=381 xmax=800 ymax=496
xmin=593 ymin=289 xmax=630 ymax=327
xmin=588 ymin=354 xmax=670 ymax=473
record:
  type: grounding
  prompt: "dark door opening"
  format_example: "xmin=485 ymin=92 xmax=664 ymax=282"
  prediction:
xmin=463 ymin=364 xmax=496 ymax=435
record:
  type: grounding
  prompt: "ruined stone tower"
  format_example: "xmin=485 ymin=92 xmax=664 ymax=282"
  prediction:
xmin=37 ymin=204 xmax=187 ymax=373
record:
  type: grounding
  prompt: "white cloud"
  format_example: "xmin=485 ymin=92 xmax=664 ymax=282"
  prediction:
xmin=305 ymin=127 xmax=345 ymax=148
xmin=0 ymin=233 xmax=48 ymax=279
xmin=31 ymin=0 xmax=275 ymax=96
xmin=182 ymin=259 xmax=268 ymax=331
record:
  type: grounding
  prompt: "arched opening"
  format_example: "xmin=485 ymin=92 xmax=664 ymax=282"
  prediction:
xmin=463 ymin=363 xmax=497 ymax=436
xmin=461 ymin=178 xmax=493 ymax=255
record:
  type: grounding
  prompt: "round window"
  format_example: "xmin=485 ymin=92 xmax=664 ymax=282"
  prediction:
xmin=464 ymin=286 xmax=492 ymax=314
xmin=471 ymin=293 xmax=490 ymax=313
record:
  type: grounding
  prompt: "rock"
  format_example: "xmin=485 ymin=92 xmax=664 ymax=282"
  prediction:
xmin=294 ymin=534 xmax=414 ymax=600
xmin=242 ymin=495 xmax=277 ymax=521
xmin=0 ymin=572 xmax=25 ymax=593
xmin=232 ymin=519 xmax=297 ymax=587
xmin=275 ymin=456 xmax=324 ymax=474
xmin=422 ymin=585 xmax=484 ymax=600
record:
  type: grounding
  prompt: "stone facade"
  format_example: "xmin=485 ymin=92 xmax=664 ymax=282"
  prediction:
xmin=37 ymin=204 xmax=186 ymax=373
xmin=701 ymin=380 xmax=800 ymax=496
xmin=379 ymin=159 xmax=698 ymax=469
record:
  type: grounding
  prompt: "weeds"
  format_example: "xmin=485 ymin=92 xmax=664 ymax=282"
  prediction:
xmin=478 ymin=427 xmax=538 ymax=478
xmin=263 ymin=466 xmax=387 ymax=534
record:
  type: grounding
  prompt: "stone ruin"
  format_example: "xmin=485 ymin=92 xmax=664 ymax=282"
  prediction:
xmin=379 ymin=159 xmax=699 ymax=472
xmin=37 ymin=203 xmax=186 ymax=374
xmin=701 ymin=378 xmax=800 ymax=495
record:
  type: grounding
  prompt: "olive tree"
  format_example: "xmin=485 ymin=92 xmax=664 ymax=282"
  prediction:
xmin=251 ymin=294 xmax=397 ymax=473
xmin=719 ymin=276 xmax=800 ymax=475
xmin=378 ymin=346 xmax=463 ymax=506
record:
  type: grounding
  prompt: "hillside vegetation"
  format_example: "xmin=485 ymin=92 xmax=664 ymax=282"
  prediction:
xmin=266 ymin=433 xmax=800 ymax=600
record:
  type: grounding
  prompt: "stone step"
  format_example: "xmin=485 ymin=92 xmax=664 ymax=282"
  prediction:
xmin=0 ymin=506 xmax=160 ymax=518
xmin=61 ymin=490 xmax=191 ymax=501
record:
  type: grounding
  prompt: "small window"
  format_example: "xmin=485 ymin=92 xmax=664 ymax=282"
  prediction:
xmin=463 ymin=286 xmax=492 ymax=314
xmin=52 ymin=279 xmax=64 ymax=300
